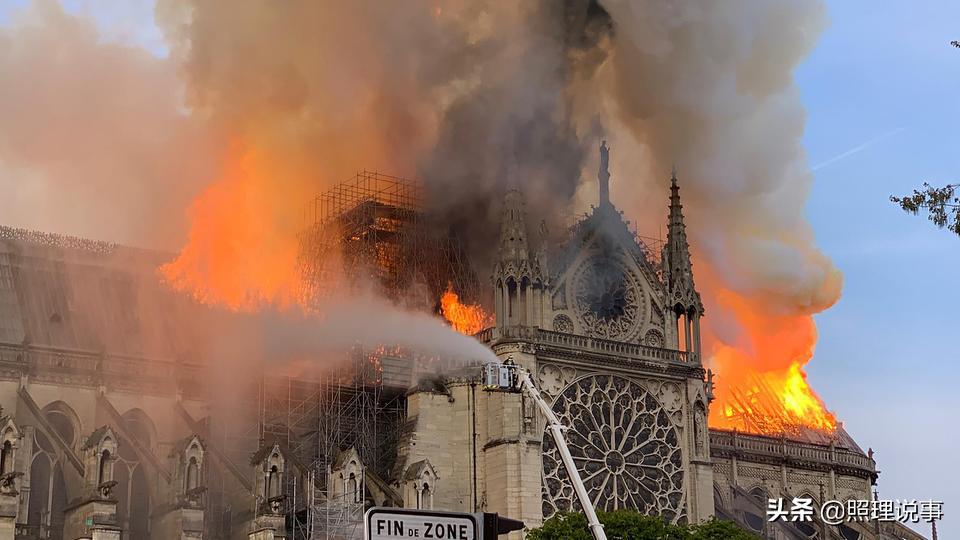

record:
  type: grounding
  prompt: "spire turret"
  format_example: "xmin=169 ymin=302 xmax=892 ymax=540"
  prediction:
xmin=662 ymin=169 xmax=704 ymax=360
xmin=492 ymin=188 xmax=547 ymax=328
xmin=498 ymin=188 xmax=530 ymax=264
xmin=664 ymin=170 xmax=701 ymax=310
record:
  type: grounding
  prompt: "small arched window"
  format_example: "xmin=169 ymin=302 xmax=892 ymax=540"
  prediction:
xmin=267 ymin=465 xmax=280 ymax=499
xmin=186 ymin=457 xmax=199 ymax=491
xmin=421 ymin=482 xmax=432 ymax=510
xmin=0 ymin=441 xmax=12 ymax=475
xmin=347 ymin=472 xmax=358 ymax=503
xmin=98 ymin=449 xmax=111 ymax=484
xmin=43 ymin=403 xmax=79 ymax=449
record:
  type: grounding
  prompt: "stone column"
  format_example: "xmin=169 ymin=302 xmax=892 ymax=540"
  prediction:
xmin=525 ymin=285 xmax=534 ymax=327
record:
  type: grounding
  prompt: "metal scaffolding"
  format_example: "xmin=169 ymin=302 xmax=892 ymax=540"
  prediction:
xmin=297 ymin=170 xmax=481 ymax=309
xmin=216 ymin=172 xmax=474 ymax=539
xmin=209 ymin=348 xmax=408 ymax=540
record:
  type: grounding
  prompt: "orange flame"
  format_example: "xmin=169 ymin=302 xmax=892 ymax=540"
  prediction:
xmin=161 ymin=143 xmax=836 ymax=438
xmin=159 ymin=145 xmax=304 ymax=311
xmin=440 ymin=283 xmax=493 ymax=336
xmin=706 ymin=287 xmax=837 ymax=434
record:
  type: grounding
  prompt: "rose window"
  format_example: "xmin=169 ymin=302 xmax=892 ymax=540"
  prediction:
xmin=574 ymin=258 xmax=641 ymax=340
xmin=541 ymin=375 xmax=685 ymax=522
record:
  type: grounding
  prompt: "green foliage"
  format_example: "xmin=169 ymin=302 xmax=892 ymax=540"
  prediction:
xmin=890 ymin=183 xmax=960 ymax=236
xmin=526 ymin=512 xmax=592 ymax=540
xmin=600 ymin=511 xmax=687 ymax=540
xmin=526 ymin=512 xmax=758 ymax=540
xmin=688 ymin=518 xmax=760 ymax=540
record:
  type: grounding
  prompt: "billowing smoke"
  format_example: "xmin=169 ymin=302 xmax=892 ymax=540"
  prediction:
xmin=3 ymin=0 xmax=840 ymax=429
xmin=0 ymin=1 xmax=216 ymax=248
xmin=237 ymin=295 xmax=497 ymax=366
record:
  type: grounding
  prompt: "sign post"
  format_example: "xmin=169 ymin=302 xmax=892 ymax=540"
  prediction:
xmin=365 ymin=507 xmax=525 ymax=540
xmin=366 ymin=508 xmax=481 ymax=540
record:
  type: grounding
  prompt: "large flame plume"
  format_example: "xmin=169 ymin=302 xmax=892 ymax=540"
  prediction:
xmin=3 ymin=1 xmax=840 ymax=436
xmin=705 ymin=287 xmax=837 ymax=432
xmin=440 ymin=283 xmax=494 ymax=336
xmin=159 ymin=145 xmax=304 ymax=311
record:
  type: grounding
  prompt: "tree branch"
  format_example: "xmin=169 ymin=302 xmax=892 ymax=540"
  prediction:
xmin=890 ymin=183 xmax=960 ymax=236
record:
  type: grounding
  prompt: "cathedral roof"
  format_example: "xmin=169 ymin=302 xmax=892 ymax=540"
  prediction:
xmin=0 ymin=225 xmax=208 ymax=361
xmin=795 ymin=426 xmax=864 ymax=453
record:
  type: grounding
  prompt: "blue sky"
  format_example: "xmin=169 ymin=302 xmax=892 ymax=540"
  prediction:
xmin=800 ymin=1 xmax=960 ymax=537
xmin=0 ymin=0 xmax=165 ymax=54
xmin=1 ymin=0 xmax=957 ymax=537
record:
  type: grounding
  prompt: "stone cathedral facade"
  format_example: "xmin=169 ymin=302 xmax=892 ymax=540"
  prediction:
xmin=0 ymin=141 xmax=922 ymax=540
xmin=390 ymin=144 xmax=919 ymax=540
xmin=394 ymin=142 xmax=715 ymax=530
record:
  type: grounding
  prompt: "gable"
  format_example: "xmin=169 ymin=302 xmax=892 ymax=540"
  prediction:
xmin=548 ymin=207 xmax=667 ymax=345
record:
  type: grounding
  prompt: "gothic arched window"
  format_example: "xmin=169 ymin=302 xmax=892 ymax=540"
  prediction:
xmin=42 ymin=402 xmax=79 ymax=450
xmin=0 ymin=440 xmax=11 ymax=475
xmin=121 ymin=409 xmax=155 ymax=452
xmin=347 ymin=472 xmax=358 ymax=503
xmin=268 ymin=466 xmax=280 ymax=499
xmin=129 ymin=465 xmax=150 ymax=538
xmin=27 ymin=452 xmax=50 ymax=526
xmin=116 ymin=409 xmax=155 ymax=539
xmin=421 ymin=483 xmax=432 ymax=510
xmin=186 ymin=457 xmax=199 ymax=492
xmin=98 ymin=450 xmax=111 ymax=484
xmin=28 ymin=429 xmax=68 ymax=539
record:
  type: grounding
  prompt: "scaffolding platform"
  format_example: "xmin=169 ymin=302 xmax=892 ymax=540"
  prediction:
xmin=297 ymin=171 xmax=480 ymax=310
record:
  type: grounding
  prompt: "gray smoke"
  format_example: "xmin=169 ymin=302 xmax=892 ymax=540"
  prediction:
xmin=4 ymin=1 xmax=840 ymax=398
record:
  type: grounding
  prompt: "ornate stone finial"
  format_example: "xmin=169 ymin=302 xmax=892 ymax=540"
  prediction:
xmin=600 ymin=140 xmax=609 ymax=174
xmin=598 ymin=140 xmax=611 ymax=207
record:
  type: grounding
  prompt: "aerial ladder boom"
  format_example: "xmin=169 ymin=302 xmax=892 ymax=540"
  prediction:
xmin=485 ymin=361 xmax=608 ymax=540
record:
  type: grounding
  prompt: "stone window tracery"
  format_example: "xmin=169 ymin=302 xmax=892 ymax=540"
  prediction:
xmin=542 ymin=375 xmax=684 ymax=523
xmin=573 ymin=257 xmax=643 ymax=340
xmin=552 ymin=314 xmax=574 ymax=334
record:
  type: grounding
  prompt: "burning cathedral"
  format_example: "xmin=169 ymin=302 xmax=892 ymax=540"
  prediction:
xmin=0 ymin=143 xmax=921 ymax=540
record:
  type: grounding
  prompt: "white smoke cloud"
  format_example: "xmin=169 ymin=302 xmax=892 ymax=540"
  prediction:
xmin=0 ymin=0 xmax=218 ymax=248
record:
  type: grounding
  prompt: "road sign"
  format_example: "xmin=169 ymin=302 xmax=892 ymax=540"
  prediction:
xmin=366 ymin=508 xmax=481 ymax=540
